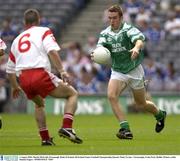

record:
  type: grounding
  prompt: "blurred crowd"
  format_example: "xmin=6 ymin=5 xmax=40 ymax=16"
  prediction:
xmin=59 ymin=0 xmax=180 ymax=94
xmin=119 ymin=0 xmax=180 ymax=92
xmin=0 ymin=0 xmax=180 ymax=112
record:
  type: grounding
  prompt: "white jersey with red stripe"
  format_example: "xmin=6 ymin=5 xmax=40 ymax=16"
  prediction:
xmin=0 ymin=38 xmax=7 ymax=50
xmin=6 ymin=26 xmax=60 ymax=75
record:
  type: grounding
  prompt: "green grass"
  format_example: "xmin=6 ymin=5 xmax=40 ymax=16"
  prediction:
xmin=0 ymin=114 xmax=180 ymax=155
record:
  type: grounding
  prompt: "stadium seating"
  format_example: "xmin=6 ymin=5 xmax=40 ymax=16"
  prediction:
xmin=0 ymin=0 xmax=87 ymax=35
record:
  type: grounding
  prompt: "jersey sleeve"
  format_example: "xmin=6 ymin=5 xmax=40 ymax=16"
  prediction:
xmin=6 ymin=51 xmax=16 ymax=73
xmin=97 ymin=32 xmax=107 ymax=47
xmin=0 ymin=38 xmax=7 ymax=50
xmin=42 ymin=29 xmax=60 ymax=53
xmin=127 ymin=27 xmax=145 ymax=44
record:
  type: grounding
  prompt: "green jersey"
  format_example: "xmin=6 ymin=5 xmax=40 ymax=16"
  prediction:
xmin=97 ymin=22 xmax=145 ymax=74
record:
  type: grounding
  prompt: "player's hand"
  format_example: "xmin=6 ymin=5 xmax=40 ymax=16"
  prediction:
xmin=0 ymin=49 xmax=5 ymax=56
xmin=129 ymin=47 xmax=139 ymax=60
xmin=12 ymin=86 xmax=23 ymax=99
xmin=90 ymin=52 xmax=94 ymax=61
xmin=60 ymin=71 xmax=70 ymax=84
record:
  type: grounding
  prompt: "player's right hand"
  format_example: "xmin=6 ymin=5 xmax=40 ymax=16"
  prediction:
xmin=12 ymin=86 xmax=23 ymax=99
xmin=129 ymin=47 xmax=139 ymax=60
xmin=90 ymin=52 xmax=94 ymax=61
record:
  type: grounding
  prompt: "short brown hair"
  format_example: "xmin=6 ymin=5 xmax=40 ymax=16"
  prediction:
xmin=108 ymin=5 xmax=123 ymax=17
xmin=24 ymin=9 xmax=40 ymax=25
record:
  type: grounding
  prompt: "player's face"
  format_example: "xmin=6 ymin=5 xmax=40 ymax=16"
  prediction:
xmin=108 ymin=12 xmax=121 ymax=30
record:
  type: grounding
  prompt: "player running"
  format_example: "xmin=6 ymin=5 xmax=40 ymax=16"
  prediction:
xmin=6 ymin=9 xmax=82 ymax=145
xmin=92 ymin=5 xmax=166 ymax=139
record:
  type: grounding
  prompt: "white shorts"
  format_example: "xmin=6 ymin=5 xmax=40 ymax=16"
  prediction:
xmin=110 ymin=65 xmax=145 ymax=89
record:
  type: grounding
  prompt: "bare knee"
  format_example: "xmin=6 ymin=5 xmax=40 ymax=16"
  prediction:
xmin=32 ymin=95 xmax=45 ymax=107
xmin=108 ymin=92 xmax=118 ymax=102
xmin=135 ymin=101 xmax=147 ymax=108
xmin=70 ymin=87 xmax=78 ymax=97
xmin=67 ymin=87 xmax=78 ymax=101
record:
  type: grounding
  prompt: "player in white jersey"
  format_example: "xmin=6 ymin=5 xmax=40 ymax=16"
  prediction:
xmin=0 ymin=39 xmax=7 ymax=56
xmin=6 ymin=9 xmax=82 ymax=145
xmin=0 ymin=38 xmax=7 ymax=129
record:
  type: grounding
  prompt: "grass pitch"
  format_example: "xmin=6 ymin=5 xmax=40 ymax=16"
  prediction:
xmin=0 ymin=114 xmax=180 ymax=155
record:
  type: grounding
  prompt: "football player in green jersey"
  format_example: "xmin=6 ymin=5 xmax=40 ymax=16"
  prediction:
xmin=94 ymin=5 xmax=166 ymax=139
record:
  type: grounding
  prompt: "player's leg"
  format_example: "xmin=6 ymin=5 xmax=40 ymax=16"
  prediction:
xmin=132 ymin=88 xmax=166 ymax=133
xmin=107 ymin=79 xmax=126 ymax=121
xmin=49 ymin=82 xmax=78 ymax=114
xmin=32 ymin=95 xmax=55 ymax=146
xmin=49 ymin=82 xmax=82 ymax=144
xmin=19 ymin=69 xmax=55 ymax=145
xmin=107 ymin=79 xmax=133 ymax=139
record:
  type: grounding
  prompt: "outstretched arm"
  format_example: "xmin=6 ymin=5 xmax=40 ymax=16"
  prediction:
xmin=130 ymin=40 xmax=144 ymax=60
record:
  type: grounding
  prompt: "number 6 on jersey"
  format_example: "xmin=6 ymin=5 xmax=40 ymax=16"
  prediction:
xmin=18 ymin=33 xmax=31 ymax=53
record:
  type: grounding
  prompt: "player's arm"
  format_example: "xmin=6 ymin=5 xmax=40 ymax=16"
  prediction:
xmin=127 ymin=27 xmax=145 ymax=60
xmin=130 ymin=39 xmax=144 ymax=60
xmin=48 ymin=50 xmax=64 ymax=71
xmin=48 ymin=50 xmax=69 ymax=83
xmin=6 ymin=51 xmax=22 ymax=99
xmin=0 ymin=38 xmax=7 ymax=56
xmin=0 ymin=49 xmax=5 ymax=56
xmin=91 ymin=32 xmax=107 ymax=60
xmin=7 ymin=73 xmax=22 ymax=99
xmin=42 ymin=28 xmax=70 ymax=83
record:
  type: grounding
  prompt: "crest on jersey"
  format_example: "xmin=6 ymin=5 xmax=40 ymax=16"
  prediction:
xmin=107 ymin=37 xmax=113 ymax=42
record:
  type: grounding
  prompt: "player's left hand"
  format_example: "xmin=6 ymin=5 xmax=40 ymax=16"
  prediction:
xmin=130 ymin=47 xmax=139 ymax=60
xmin=12 ymin=86 xmax=23 ymax=99
xmin=60 ymin=71 xmax=70 ymax=84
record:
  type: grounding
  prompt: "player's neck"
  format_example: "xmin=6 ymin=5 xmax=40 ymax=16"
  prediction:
xmin=25 ymin=24 xmax=37 ymax=29
xmin=111 ymin=22 xmax=124 ymax=33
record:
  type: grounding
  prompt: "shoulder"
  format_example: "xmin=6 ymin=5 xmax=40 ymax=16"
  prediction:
xmin=122 ymin=22 xmax=134 ymax=31
xmin=100 ymin=26 xmax=111 ymax=35
xmin=0 ymin=38 xmax=5 ymax=44
xmin=29 ymin=26 xmax=53 ymax=40
xmin=125 ymin=23 xmax=142 ymax=35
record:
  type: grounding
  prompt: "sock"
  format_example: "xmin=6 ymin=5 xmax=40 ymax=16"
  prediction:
xmin=154 ymin=110 xmax=164 ymax=121
xmin=62 ymin=113 xmax=73 ymax=128
xmin=39 ymin=128 xmax=50 ymax=141
xmin=120 ymin=120 xmax=130 ymax=130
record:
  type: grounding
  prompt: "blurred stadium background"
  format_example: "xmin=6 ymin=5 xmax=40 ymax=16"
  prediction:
xmin=0 ymin=0 xmax=180 ymax=115
xmin=0 ymin=0 xmax=180 ymax=155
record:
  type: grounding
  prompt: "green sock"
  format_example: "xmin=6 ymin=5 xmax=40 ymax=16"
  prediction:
xmin=120 ymin=120 xmax=130 ymax=130
xmin=154 ymin=110 xmax=164 ymax=121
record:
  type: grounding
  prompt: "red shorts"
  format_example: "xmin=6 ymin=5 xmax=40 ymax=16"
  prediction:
xmin=19 ymin=68 xmax=60 ymax=99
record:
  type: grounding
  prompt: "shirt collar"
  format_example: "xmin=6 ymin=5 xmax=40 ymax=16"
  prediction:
xmin=25 ymin=25 xmax=36 ymax=30
xmin=111 ymin=22 xmax=124 ymax=33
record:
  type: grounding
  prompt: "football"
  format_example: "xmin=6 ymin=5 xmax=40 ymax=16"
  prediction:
xmin=92 ymin=46 xmax=111 ymax=65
